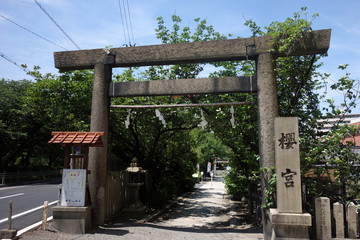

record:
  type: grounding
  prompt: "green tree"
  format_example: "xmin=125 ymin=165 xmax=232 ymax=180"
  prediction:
xmin=301 ymin=64 xmax=360 ymax=204
xmin=0 ymin=68 xmax=94 ymax=171
xmin=24 ymin=68 xmax=93 ymax=132
xmin=0 ymin=79 xmax=31 ymax=170
xmin=191 ymin=129 xmax=231 ymax=171
xmin=23 ymin=69 xmax=94 ymax=169
xmin=303 ymin=124 xmax=360 ymax=203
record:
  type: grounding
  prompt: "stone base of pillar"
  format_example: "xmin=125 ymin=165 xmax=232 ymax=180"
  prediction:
xmin=0 ymin=229 xmax=17 ymax=239
xmin=52 ymin=206 xmax=91 ymax=234
xmin=269 ymin=208 xmax=312 ymax=240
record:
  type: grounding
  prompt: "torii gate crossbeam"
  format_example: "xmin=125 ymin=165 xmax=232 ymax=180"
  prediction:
xmin=54 ymin=29 xmax=330 ymax=70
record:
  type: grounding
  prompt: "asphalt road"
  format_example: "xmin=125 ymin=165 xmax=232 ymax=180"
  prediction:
xmin=0 ymin=182 xmax=59 ymax=231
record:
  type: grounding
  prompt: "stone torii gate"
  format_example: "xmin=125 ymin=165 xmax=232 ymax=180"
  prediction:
xmin=53 ymin=29 xmax=330 ymax=238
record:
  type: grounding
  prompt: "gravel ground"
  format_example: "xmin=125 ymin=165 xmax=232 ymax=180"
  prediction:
xmin=19 ymin=178 xmax=263 ymax=240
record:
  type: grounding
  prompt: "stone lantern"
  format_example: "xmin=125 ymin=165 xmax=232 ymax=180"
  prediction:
xmin=123 ymin=157 xmax=146 ymax=215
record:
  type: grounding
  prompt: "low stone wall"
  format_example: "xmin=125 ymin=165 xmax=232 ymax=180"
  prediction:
xmin=315 ymin=197 xmax=359 ymax=239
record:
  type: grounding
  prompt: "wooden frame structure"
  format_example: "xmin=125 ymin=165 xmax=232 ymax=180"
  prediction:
xmin=48 ymin=132 xmax=104 ymax=170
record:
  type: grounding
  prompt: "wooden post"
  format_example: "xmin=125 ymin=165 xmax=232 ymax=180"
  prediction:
xmin=42 ymin=201 xmax=48 ymax=230
xmin=0 ymin=201 xmax=17 ymax=239
xmin=64 ymin=146 xmax=71 ymax=169
xmin=1 ymin=170 xmax=5 ymax=184
xmin=83 ymin=146 xmax=89 ymax=171
xmin=16 ymin=171 xmax=19 ymax=183
xmin=8 ymin=201 xmax=12 ymax=230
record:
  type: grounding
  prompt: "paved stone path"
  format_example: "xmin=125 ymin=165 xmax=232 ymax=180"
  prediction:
xmin=20 ymin=177 xmax=263 ymax=240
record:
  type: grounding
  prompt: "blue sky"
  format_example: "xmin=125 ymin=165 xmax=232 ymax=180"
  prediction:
xmin=1 ymin=0 xmax=359 ymax=112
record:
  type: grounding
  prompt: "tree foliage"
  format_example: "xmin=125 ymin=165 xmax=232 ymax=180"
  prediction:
xmin=0 ymin=78 xmax=31 ymax=170
xmin=0 ymin=69 xmax=93 ymax=171
xmin=303 ymin=124 xmax=360 ymax=203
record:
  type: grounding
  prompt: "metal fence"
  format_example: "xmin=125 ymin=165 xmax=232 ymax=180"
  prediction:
xmin=0 ymin=170 xmax=61 ymax=185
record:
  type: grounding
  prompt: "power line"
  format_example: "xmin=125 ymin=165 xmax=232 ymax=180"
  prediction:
xmin=117 ymin=0 xmax=128 ymax=45
xmin=0 ymin=14 xmax=68 ymax=50
xmin=125 ymin=0 xmax=135 ymax=44
xmin=34 ymin=0 xmax=81 ymax=50
xmin=0 ymin=51 xmax=30 ymax=74
xmin=121 ymin=0 xmax=131 ymax=45
xmin=117 ymin=0 xmax=135 ymax=46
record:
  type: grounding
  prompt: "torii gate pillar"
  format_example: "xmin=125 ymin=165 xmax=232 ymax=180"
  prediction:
xmin=88 ymin=63 xmax=112 ymax=225
xmin=256 ymin=52 xmax=278 ymax=237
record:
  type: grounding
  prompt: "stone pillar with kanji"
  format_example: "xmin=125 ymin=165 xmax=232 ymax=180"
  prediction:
xmin=270 ymin=117 xmax=312 ymax=239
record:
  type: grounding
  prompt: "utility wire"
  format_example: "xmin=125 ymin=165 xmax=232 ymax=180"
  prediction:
xmin=0 ymin=14 xmax=68 ymax=50
xmin=0 ymin=51 xmax=30 ymax=74
xmin=117 ymin=0 xmax=129 ymax=45
xmin=117 ymin=0 xmax=135 ymax=46
xmin=34 ymin=0 xmax=81 ymax=50
xmin=121 ymin=0 xmax=131 ymax=46
xmin=125 ymin=0 xmax=135 ymax=44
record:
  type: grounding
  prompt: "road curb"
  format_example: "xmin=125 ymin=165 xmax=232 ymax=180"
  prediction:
xmin=16 ymin=216 xmax=53 ymax=237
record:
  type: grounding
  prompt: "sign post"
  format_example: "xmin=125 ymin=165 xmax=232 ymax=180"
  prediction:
xmin=270 ymin=117 xmax=311 ymax=239
xmin=275 ymin=118 xmax=302 ymax=213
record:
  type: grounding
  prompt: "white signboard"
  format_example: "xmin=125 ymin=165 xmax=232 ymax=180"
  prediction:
xmin=61 ymin=169 xmax=86 ymax=207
